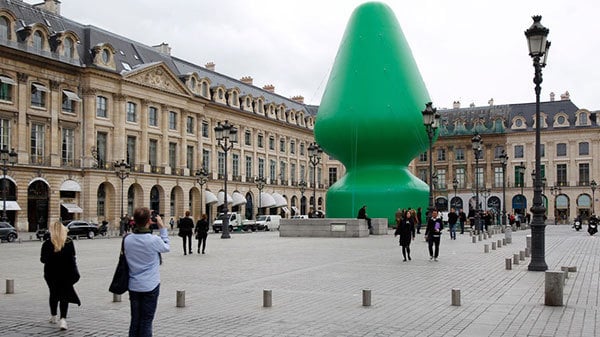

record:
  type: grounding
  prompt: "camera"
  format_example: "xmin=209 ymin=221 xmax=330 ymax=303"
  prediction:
xmin=151 ymin=210 xmax=158 ymax=222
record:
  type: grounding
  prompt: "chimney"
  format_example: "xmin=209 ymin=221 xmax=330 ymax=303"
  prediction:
xmin=34 ymin=0 xmax=61 ymax=15
xmin=453 ymin=101 xmax=460 ymax=109
xmin=291 ymin=95 xmax=304 ymax=104
xmin=152 ymin=42 xmax=171 ymax=55
xmin=560 ymin=91 xmax=570 ymax=101
xmin=205 ymin=62 xmax=215 ymax=71
xmin=263 ymin=84 xmax=275 ymax=93
xmin=240 ymin=76 xmax=253 ymax=85
xmin=488 ymin=98 xmax=494 ymax=106
xmin=550 ymin=92 xmax=555 ymax=101
xmin=469 ymin=102 xmax=475 ymax=108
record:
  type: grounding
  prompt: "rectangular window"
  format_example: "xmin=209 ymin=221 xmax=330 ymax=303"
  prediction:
xmin=436 ymin=169 xmax=447 ymax=189
xmin=168 ymin=111 xmax=177 ymax=130
xmin=126 ymin=136 xmax=136 ymax=166
xmin=96 ymin=132 xmax=107 ymax=169
xmin=96 ymin=96 xmax=107 ymax=117
xmin=328 ymin=167 xmax=338 ymax=187
xmin=280 ymin=161 xmax=286 ymax=182
xmin=126 ymin=102 xmax=137 ymax=122
xmin=0 ymin=77 xmax=13 ymax=101
xmin=418 ymin=168 xmax=427 ymax=182
xmin=218 ymin=152 xmax=225 ymax=177
xmin=202 ymin=121 xmax=209 ymax=137
xmin=317 ymin=167 xmax=322 ymax=185
xmin=258 ymin=134 xmax=264 ymax=148
xmin=557 ymin=164 xmax=567 ymax=186
xmin=300 ymin=143 xmax=305 ymax=156
xmin=61 ymin=128 xmax=75 ymax=166
xmin=514 ymin=145 xmax=524 ymax=158
xmin=168 ymin=142 xmax=177 ymax=169
xmin=202 ymin=149 xmax=210 ymax=172
xmin=300 ymin=164 xmax=306 ymax=182
xmin=0 ymin=118 xmax=10 ymax=150
xmin=419 ymin=152 xmax=427 ymax=162
xmin=579 ymin=163 xmax=590 ymax=185
xmin=514 ymin=166 xmax=525 ymax=187
xmin=290 ymin=141 xmax=296 ymax=154
xmin=148 ymin=107 xmax=158 ymax=126
xmin=579 ymin=142 xmax=590 ymax=156
xmin=269 ymin=137 xmax=275 ymax=150
xmin=244 ymin=130 xmax=251 ymax=146
xmin=61 ymin=92 xmax=77 ymax=113
xmin=437 ymin=148 xmax=446 ymax=161
xmin=455 ymin=167 xmax=466 ymax=188
xmin=455 ymin=148 xmax=465 ymax=161
xmin=31 ymin=123 xmax=45 ymax=163
xmin=540 ymin=144 xmax=545 ymax=157
xmin=186 ymin=116 xmax=194 ymax=134
xmin=556 ymin=143 xmax=567 ymax=157
xmin=149 ymin=139 xmax=158 ymax=167
xmin=476 ymin=167 xmax=484 ymax=189
xmin=494 ymin=167 xmax=503 ymax=188
xmin=279 ymin=138 xmax=286 ymax=152
xmin=309 ymin=167 xmax=314 ymax=186
xmin=258 ymin=158 xmax=265 ymax=178
xmin=269 ymin=160 xmax=276 ymax=183
xmin=245 ymin=156 xmax=253 ymax=179
xmin=493 ymin=146 xmax=504 ymax=159
xmin=186 ymin=145 xmax=194 ymax=170
xmin=291 ymin=163 xmax=297 ymax=184
xmin=232 ymin=154 xmax=239 ymax=178
xmin=31 ymin=83 xmax=47 ymax=108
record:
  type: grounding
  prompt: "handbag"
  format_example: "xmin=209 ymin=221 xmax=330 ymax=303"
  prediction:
xmin=109 ymin=235 xmax=129 ymax=294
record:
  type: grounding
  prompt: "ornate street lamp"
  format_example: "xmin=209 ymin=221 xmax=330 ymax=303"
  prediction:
xmin=525 ymin=15 xmax=551 ymax=271
xmin=195 ymin=166 xmax=209 ymax=216
xmin=481 ymin=188 xmax=491 ymax=212
xmin=114 ymin=160 xmax=131 ymax=225
xmin=499 ymin=150 xmax=508 ymax=226
xmin=255 ymin=176 xmax=266 ymax=216
xmin=214 ymin=120 xmax=238 ymax=239
xmin=422 ymin=102 xmax=440 ymax=219
xmin=452 ymin=177 xmax=458 ymax=209
xmin=0 ymin=147 xmax=17 ymax=223
xmin=307 ymin=142 xmax=323 ymax=217
xmin=550 ymin=185 xmax=561 ymax=225
xmin=591 ymin=179 xmax=597 ymax=215
xmin=471 ymin=133 xmax=483 ymax=232
xmin=298 ymin=180 xmax=307 ymax=215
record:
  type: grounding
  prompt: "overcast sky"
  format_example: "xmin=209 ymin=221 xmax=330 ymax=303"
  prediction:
xmin=58 ymin=0 xmax=599 ymax=110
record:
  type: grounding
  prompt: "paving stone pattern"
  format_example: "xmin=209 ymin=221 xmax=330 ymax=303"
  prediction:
xmin=0 ymin=226 xmax=597 ymax=336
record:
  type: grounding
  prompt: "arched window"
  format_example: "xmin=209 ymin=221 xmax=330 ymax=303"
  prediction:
xmin=201 ymin=82 xmax=208 ymax=97
xmin=33 ymin=30 xmax=43 ymax=50
xmin=232 ymin=91 xmax=238 ymax=105
xmin=63 ymin=37 xmax=74 ymax=58
xmin=0 ymin=16 xmax=9 ymax=40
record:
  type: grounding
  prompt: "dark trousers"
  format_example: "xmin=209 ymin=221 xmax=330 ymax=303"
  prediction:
xmin=428 ymin=236 xmax=440 ymax=258
xmin=459 ymin=221 xmax=464 ymax=234
xmin=401 ymin=245 xmax=411 ymax=260
xmin=129 ymin=284 xmax=160 ymax=337
xmin=182 ymin=233 xmax=192 ymax=254
xmin=197 ymin=234 xmax=207 ymax=253
xmin=49 ymin=287 xmax=69 ymax=318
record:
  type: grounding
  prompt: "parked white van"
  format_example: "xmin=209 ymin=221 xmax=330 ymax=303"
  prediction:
xmin=256 ymin=215 xmax=282 ymax=231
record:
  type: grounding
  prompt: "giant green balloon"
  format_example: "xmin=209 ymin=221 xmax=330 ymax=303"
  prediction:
xmin=315 ymin=2 xmax=433 ymax=224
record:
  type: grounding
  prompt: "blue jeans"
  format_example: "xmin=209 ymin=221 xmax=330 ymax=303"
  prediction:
xmin=129 ymin=284 xmax=160 ymax=337
xmin=449 ymin=223 xmax=456 ymax=239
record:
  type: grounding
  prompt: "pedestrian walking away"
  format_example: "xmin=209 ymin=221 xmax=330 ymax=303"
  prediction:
xmin=416 ymin=207 xmax=423 ymax=234
xmin=124 ymin=207 xmax=170 ymax=337
xmin=395 ymin=209 xmax=416 ymax=261
xmin=425 ymin=210 xmax=443 ymax=261
xmin=40 ymin=221 xmax=81 ymax=331
xmin=448 ymin=207 xmax=458 ymax=240
xmin=178 ymin=211 xmax=194 ymax=255
xmin=195 ymin=214 xmax=209 ymax=254
xmin=458 ymin=208 xmax=466 ymax=234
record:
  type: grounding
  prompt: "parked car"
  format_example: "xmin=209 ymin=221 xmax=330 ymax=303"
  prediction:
xmin=66 ymin=220 xmax=99 ymax=239
xmin=0 ymin=221 xmax=18 ymax=242
xmin=291 ymin=215 xmax=309 ymax=219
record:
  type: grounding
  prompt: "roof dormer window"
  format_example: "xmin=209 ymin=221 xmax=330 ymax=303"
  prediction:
xmin=0 ymin=16 xmax=9 ymax=40
xmin=33 ymin=30 xmax=43 ymax=50
xmin=101 ymin=49 xmax=110 ymax=63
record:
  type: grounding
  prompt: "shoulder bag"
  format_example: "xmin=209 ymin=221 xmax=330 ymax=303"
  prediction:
xmin=109 ymin=235 xmax=129 ymax=294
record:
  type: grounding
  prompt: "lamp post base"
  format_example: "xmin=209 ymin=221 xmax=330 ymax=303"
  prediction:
xmin=528 ymin=218 xmax=548 ymax=271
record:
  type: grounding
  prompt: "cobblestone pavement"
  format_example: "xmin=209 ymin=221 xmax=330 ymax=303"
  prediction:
xmin=0 ymin=225 xmax=597 ymax=336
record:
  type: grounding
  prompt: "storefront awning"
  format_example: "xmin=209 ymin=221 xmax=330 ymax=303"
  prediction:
xmin=259 ymin=193 xmax=276 ymax=208
xmin=61 ymin=203 xmax=83 ymax=213
xmin=0 ymin=201 xmax=21 ymax=211
xmin=204 ymin=191 xmax=218 ymax=205
xmin=60 ymin=179 xmax=81 ymax=192
xmin=281 ymin=206 xmax=289 ymax=214
xmin=291 ymin=206 xmax=299 ymax=213
xmin=217 ymin=191 xmax=233 ymax=206
xmin=232 ymin=192 xmax=247 ymax=206
xmin=271 ymin=192 xmax=287 ymax=207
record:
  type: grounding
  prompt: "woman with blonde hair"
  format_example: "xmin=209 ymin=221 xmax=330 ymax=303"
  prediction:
xmin=40 ymin=222 xmax=81 ymax=330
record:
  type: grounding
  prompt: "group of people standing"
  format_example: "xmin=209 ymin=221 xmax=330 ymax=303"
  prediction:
xmin=177 ymin=211 xmax=209 ymax=255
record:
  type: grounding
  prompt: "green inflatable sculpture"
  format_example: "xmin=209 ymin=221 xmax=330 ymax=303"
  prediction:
xmin=314 ymin=2 xmax=434 ymax=224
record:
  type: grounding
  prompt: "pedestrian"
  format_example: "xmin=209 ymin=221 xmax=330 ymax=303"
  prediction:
xmin=194 ymin=214 xmax=209 ymax=254
xmin=357 ymin=205 xmax=372 ymax=232
xmin=394 ymin=208 xmax=404 ymax=229
xmin=395 ymin=209 xmax=415 ymax=261
xmin=425 ymin=210 xmax=443 ymax=261
xmin=120 ymin=214 xmax=129 ymax=235
xmin=483 ymin=210 xmax=492 ymax=232
xmin=178 ymin=211 xmax=194 ymax=255
xmin=448 ymin=207 xmax=458 ymax=240
xmin=124 ymin=207 xmax=170 ymax=337
xmin=128 ymin=216 xmax=135 ymax=232
xmin=416 ymin=207 xmax=423 ymax=234
xmin=40 ymin=221 xmax=81 ymax=331
xmin=525 ymin=212 xmax=531 ymax=225
xmin=169 ymin=217 xmax=174 ymax=232
xmin=458 ymin=208 xmax=466 ymax=234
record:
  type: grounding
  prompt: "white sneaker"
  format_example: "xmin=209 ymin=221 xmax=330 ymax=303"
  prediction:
xmin=49 ymin=315 xmax=57 ymax=324
xmin=59 ymin=318 xmax=68 ymax=330
xmin=434 ymin=257 xmax=438 ymax=262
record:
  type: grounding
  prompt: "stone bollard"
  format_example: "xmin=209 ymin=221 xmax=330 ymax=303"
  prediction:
xmin=113 ymin=293 xmax=122 ymax=302
xmin=488 ymin=232 xmax=492 ymax=239
xmin=478 ymin=234 xmax=482 ymax=241
xmin=513 ymin=254 xmax=520 ymax=265
xmin=6 ymin=279 xmax=14 ymax=294
xmin=29 ymin=234 xmax=33 ymax=240
xmin=525 ymin=247 xmax=530 ymax=257
xmin=526 ymin=235 xmax=532 ymax=251
xmin=561 ymin=266 xmax=569 ymax=282
xmin=176 ymin=290 xmax=185 ymax=308
xmin=263 ymin=289 xmax=272 ymax=307
xmin=502 ymin=238 xmax=506 ymax=246
xmin=505 ymin=258 xmax=512 ymax=270
xmin=484 ymin=244 xmax=489 ymax=253
xmin=519 ymin=251 xmax=525 ymax=261
xmin=472 ymin=236 xmax=476 ymax=244
xmin=451 ymin=288 xmax=461 ymax=306
xmin=483 ymin=233 xmax=487 ymax=240
xmin=362 ymin=289 xmax=371 ymax=307
xmin=491 ymin=242 xmax=496 ymax=250
xmin=505 ymin=226 xmax=512 ymax=244
xmin=568 ymin=266 xmax=577 ymax=273
xmin=545 ymin=271 xmax=564 ymax=306
xmin=497 ymin=239 xmax=502 ymax=248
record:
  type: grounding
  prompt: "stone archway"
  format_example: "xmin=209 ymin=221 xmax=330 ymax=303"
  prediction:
xmin=27 ymin=179 xmax=49 ymax=232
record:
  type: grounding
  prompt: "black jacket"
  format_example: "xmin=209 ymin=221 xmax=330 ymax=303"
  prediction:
xmin=40 ymin=238 xmax=81 ymax=305
xmin=425 ymin=217 xmax=443 ymax=239
xmin=395 ymin=217 xmax=415 ymax=246
xmin=178 ymin=217 xmax=194 ymax=234
xmin=195 ymin=219 xmax=209 ymax=236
